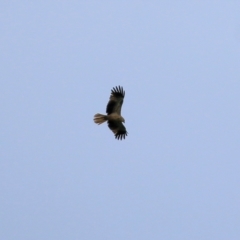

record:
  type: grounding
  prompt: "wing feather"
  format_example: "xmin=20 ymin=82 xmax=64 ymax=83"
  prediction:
xmin=106 ymin=86 xmax=125 ymax=115
xmin=108 ymin=120 xmax=128 ymax=140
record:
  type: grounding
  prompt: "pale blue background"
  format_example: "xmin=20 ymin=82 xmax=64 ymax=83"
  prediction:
xmin=1 ymin=1 xmax=240 ymax=240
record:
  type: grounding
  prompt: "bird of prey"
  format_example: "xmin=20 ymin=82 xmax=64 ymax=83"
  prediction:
xmin=93 ymin=86 xmax=128 ymax=140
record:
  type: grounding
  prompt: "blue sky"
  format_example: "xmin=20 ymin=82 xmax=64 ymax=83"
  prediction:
xmin=1 ymin=1 xmax=240 ymax=240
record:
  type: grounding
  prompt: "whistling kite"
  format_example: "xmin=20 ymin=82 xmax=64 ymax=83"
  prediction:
xmin=93 ymin=86 xmax=128 ymax=140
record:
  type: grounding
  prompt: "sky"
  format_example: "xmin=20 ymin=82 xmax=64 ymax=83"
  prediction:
xmin=1 ymin=1 xmax=240 ymax=240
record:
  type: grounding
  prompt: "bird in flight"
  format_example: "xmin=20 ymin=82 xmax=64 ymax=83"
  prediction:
xmin=93 ymin=86 xmax=128 ymax=140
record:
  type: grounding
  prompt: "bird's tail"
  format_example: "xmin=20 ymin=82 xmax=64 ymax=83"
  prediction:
xmin=94 ymin=113 xmax=107 ymax=125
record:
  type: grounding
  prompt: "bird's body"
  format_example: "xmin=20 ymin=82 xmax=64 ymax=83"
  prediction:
xmin=93 ymin=86 xmax=128 ymax=140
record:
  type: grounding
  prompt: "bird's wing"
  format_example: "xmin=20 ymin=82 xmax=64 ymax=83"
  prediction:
xmin=106 ymin=86 xmax=125 ymax=115
xmin=108 ymin=120 xmax=128 ymax=140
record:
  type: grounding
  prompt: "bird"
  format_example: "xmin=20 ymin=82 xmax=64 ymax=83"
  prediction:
xmin=93 ymin=86 xmax=128 ymax=140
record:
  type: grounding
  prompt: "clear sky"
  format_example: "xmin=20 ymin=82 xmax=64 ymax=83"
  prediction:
xmin=1 ymin=1 xmax=240 ymax=240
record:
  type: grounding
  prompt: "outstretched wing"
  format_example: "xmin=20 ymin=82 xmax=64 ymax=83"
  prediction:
xmin=108 ymin=120 xmax=128 ymax=140
xmin=106 ymin=86 xmax=125 ymax=115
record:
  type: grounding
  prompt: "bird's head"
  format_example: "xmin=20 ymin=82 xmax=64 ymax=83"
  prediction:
xmin=121 ymin=117 xmax=125 ymax=123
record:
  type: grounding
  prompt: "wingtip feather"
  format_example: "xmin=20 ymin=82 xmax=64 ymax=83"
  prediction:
xmin=111 ymin=85 xmax=125 ymax=98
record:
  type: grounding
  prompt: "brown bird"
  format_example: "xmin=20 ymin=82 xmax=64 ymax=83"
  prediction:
xmin=93 ymin=86 xmax=128 ymax=140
